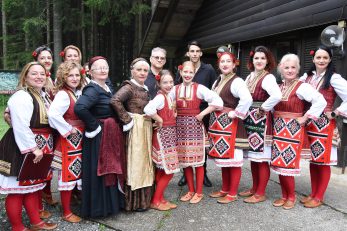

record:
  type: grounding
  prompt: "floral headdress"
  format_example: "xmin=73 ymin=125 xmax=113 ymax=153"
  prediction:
xmin=32 ymin=51 xmax=38 ymax=58
xmin=249 ymin=50 xmax=255 ymax=57
xmin=178 ymin=65 xmax=183 ymax=70
xmin=59 ymin=51 xmax=65 ymax=57
xmin=309 ymin=50 xmax=315 ymax=56
xmin=80 ymin=68 xmax=86 ymax=75
xmin=155 ymin=74 xmax=161 ymax=81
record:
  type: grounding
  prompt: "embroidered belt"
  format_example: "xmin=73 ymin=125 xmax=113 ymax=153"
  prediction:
xmin=162 ymin=121 xmax=176 ymax=126
xmin=177 ymin=109 xmax=200 ymax=116
xmin=274 ymin=111 xmax=303 ymax=119
xmin=31 ymin=127 xmax=52 ymax=134
xmin=222 ymin=106 xmax=234 ymax=113
xmin=252 ymin=101 xmax=264 ymax=108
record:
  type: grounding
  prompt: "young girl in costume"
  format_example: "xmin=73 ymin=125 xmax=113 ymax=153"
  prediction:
xmin=170 ymin=61 xmax=223 ymax=204
xmin=144 ymin=70 xmax=180 ymax=211
xmin=48 ymin=61 xmax=85 ymax=222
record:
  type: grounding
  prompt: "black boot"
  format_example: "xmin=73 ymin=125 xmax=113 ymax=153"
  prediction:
xmin=203 ymin=173 xmax=212 ymax=187
xmin=178 ymin=175 xmax=187 ymax=186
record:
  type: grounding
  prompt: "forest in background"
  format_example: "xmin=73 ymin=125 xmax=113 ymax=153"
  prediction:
xmin=0 ymin=0 xmax=151 ymax=84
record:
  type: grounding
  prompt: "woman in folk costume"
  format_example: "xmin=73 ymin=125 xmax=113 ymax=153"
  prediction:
xmin=4 ymin=46 xmax=55 ymax=126
xmin=299 ymin=45 xmax=347 ymax=208
xmin=170 ymin=61 xmax=223 ymax=204
xmin=111 ymin=58 xmax=154 ymax=212
xmin=74 ymin=56 xmax=125 ymax=217
xmin=59 ymin=45 xmax=82 ymax=63
xmin=0 ymin=62 xmax=57 ymax=230
xmin=32 ymin=46 xmax=55 ymax=89
xmin=271 ymin=54 xmax=326 ymax=209
xmin=144 ymin=69 xmax=180 ymax=211
xmin=32 ymin=46 xmax=58 ymax=213
xmin=48 ymin=61 xmax=85 ymax=222
xmin=4 ymin=46 xmax=57 ymax=212
xmin=241 ymin=46 xmax=282 ymax=203
xmin=208 ymin=51 xmax=253 ymax=204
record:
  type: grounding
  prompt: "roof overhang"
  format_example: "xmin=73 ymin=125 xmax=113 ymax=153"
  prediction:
xmin=139 ymin=0 xmax=204 ymax=58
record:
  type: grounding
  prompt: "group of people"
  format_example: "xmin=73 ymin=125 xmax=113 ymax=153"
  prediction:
xmin=0 ymin=40 xmax=346 ymax=231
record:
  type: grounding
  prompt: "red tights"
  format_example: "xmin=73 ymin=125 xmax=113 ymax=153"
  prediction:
xmin=37 ymin=190 xmax=43 ymax=210
xmin=278 ymin=175 xmax=295 ymax=201
xmin=6 ymin=192 xmax=42 ymax=231
xmin=309 ymin=163 xmax=331 ymax=201
xmin=184 ymin=166 xmax=204 ymax=194
xmin=60 ymin=190 xmax=73 ymax=216
xmin=151 ymin=169 xmax=173 ymax=204
xmin=249 ymin=161 xmax=270 ymax=196
xmin=42 ymin=180 xmax=52 ymax=195
xmin=220 ymin=167 xmax=241 ymax=196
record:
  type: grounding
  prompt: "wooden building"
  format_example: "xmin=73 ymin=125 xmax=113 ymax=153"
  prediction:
xmin=138 ymin=0 xmax=347 ymax=169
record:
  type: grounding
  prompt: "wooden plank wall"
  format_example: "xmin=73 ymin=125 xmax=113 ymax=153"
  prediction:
xmin=186 ymin=0 xmax=347 ymax=48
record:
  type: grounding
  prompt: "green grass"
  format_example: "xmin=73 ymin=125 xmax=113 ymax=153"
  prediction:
xmin=0 ymin=105 xmax=10 ymax=139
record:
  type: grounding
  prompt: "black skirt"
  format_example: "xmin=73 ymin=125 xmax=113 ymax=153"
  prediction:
xmin=80 ymin=131 xmax=124 ymax=218
xmin=0 ymin=128 xmax=24 ymax=177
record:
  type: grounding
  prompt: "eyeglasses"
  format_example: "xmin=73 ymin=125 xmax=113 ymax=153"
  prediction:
xmin=152 ymin=56 xmax=166 ymax=61
xmin=92 ymin=67 xmax=109 ymax=72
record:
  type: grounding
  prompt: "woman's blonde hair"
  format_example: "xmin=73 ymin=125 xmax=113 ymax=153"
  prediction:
xmin=17 ymin=62 xmax=46 ymax=90
xmin=63 ymin=45 xmax=82 ymax=63
xmin=55 ymin=61 xmax=85 ymax=92
xmin=277 ymin=53 xmax=301 ymax=77
xmin=181 ymin=61 xmax=195 ymax=72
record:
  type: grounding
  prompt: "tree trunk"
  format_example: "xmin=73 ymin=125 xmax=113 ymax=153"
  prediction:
xmin=2 ymin=0 xmax=8 ymax=69
xmin=90 ymin=7 xmax=94 ymax=55
xmin=53 ymin=0 xmax=62 ymax=68
xmin=81 ymin=0 xmax=86 ymax=62
xmin=46 ymin=0 xmax=50 ymax=45
xmin=91 ymin=7 xmax=98 ymax=54
xmin=24 ymin=3 xmax=29 ymax=51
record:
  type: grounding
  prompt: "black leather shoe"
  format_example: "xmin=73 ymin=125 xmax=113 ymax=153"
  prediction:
xmin=135 ymin=208 xmax=148 ymax=212
xmin=178 ymin=175 xmax=187 ymax=186
xmin=203 ymin=174 xmax=212 ymax=187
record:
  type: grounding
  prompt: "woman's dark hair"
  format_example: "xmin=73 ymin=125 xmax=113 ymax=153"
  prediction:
xmin=33 ymin=45 xmax=53 ymax=61
xmin=247 ymin=45 xmax=276 ymax=72
xmin=307 ymin=45 xmax=335 ymax=89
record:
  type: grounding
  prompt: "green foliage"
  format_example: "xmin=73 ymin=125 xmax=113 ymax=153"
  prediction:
xmin=129 ymin=1 xmax=151 ymax=15
xmin=85 ymin=0 xmax=150 ymax=25
xmin=2 ymin=0 xmax=47 ymax=69
xmin=0 ymin=112 xmax=9 ymax=139
xmin=23 ymin=17 xmax=47 ymax=33
xmin=3 ymin=0 xmax=23 ymax=12
xmin=1 ymin=0 xmax=151 ymax=82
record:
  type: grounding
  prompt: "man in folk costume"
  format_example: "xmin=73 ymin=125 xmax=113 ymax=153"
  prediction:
xmin=177 ymin=41 xmax=217 ymax=187
xmin=300 ymin=46 xmax=347 ymax=208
